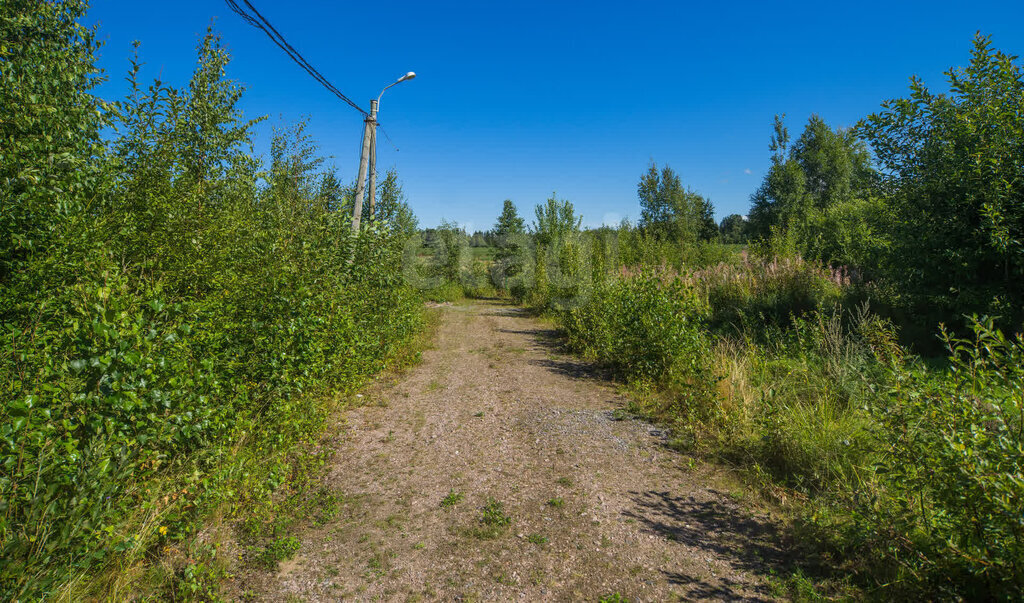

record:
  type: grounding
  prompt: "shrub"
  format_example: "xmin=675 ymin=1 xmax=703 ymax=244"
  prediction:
xmin=429 ymin=219 xmax=468 ymax=285
xmin=859 ymin=317 xmax=1024 ymax=598
xmin=490 ymin=231 xmax=531 ymax=293
xmin=0 ymin=14 xmax=422 ymax=599
xmin=560 ymin=271 xmax=713 ymax=417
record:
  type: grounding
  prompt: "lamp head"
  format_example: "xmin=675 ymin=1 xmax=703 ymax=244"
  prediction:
xmin=398 ymin=71 xmax=416 ymax=83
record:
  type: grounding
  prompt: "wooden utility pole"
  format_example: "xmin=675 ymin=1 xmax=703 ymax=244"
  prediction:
xmin=351 ymin=100 xmax=377 ymax=232
xmin=352 ymin=73 xmax=414 ymax=232
xmin=368 ymin=100 xmax=378 ymax=221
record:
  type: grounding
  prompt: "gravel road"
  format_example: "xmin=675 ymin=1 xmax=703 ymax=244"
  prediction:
xmin=233 ymin=300 xmax=790 ymax=601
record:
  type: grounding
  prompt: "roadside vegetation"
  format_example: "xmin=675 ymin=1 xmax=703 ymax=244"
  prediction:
xmin=421 ymin=34 xmax=1023 ymax=600
xmin=1 ymin=3 xmax=422 ymax=599
xmin=5 ymin=1 xmax=1023 ymax=600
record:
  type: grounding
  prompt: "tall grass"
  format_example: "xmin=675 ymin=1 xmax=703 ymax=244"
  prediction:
xmin=688 ymin=253 xmax=849 ymax=334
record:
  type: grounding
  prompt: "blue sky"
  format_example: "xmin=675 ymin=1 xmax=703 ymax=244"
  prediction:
xmin=86 ymin=1 xmax=1024 ymax=230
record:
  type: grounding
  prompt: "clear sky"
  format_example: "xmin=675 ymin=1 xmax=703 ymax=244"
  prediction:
xmin=85 ymin=1 xmax=1024 ymax=231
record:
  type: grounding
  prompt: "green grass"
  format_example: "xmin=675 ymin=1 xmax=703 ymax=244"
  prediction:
xmin=421 ymin=281 xmax=466 ymax=303
xmin=473 ymin=246 xmax=497 ymax=259
xmin=303 ymin=487 xmax=341 ymax=526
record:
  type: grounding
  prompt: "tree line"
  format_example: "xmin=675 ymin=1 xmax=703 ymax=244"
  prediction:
xmin=748 ymin=35 xmax=1021 ymax=338
xmin=472 ymin=33 xmax=1023 ymax=345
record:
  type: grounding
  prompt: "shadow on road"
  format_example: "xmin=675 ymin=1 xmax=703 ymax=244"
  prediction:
xmin=661 ymin=571 xmax=775 ymax=602
xmin=495 ymin=326 xmax=619 ymax=383
xmin=529 ymin=356 xmax=609 ymax=380
xmin=496 ymin=327 xmax=562 ymax=347
xmin=623 ymin=489 xmax=796 ymax=601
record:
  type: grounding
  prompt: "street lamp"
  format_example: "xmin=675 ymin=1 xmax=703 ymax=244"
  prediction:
xmin=352 ymin=72 xmax=417 ymax=232
xmin=379 ymin=72 xmax=416 ymax=104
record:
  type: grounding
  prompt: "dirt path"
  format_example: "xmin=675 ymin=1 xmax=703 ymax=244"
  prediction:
xmin=235 ymin=300 xmax=790 ymax=601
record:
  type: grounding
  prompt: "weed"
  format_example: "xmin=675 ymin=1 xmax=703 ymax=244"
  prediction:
xmin=555 ymin=477 xmax=573 ymax=487
xmin=170 ymin=545 xmax=226 ymax=601
xmin=303 ymin=487 xmax=341 ymax=526
xmin=765 ymin=568 xmax=834 ymax=602
xmin=528 ymin=568 xmax=547 ymax=586
xmin=527 ymin=533 xmax=548 ymax=545
xmin=546 ymin=497 xmax=565 ymax=508
xmin=467 ymin=498 xmax=512 ymax=540
xmin=480 ymin=499 xmax=511 ymax=527
xmin=254 ymin=536 xmax=301 ymax=569
xmin=364 ymin=550 xmax=396 ymax=579
xmin=379 ymin=514 xmax=405 ymax=531
xmin=440 ymin=489 xmax=464 ymax=508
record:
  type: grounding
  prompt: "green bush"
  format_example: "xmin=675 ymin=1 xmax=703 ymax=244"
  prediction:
xmin=560 ymin=271 xmax=712 ymax=406
xmin=860 ymin=35 xmax=1024 ymax=332
xmin=859 ymin=317 xmax=1024 ymax=598
xmin=429 ymin=219 xmax=468 ymax=285
xmin=0 ymin=10 xmax=422 ymax=599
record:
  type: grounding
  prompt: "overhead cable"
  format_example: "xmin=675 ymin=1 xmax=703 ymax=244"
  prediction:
xmin=224 ymin=0 xmax=368 ymax=116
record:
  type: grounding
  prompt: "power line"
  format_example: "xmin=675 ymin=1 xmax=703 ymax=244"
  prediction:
xmin=377 ymin=125 xmax=400 ymax=152
xmin=224 ymin=0 xmax=368 ymax=116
